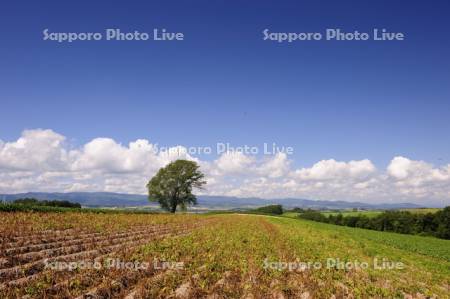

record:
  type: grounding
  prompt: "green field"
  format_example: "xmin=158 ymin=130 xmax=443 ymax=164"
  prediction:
xmin=321 ymin=210 xmax=383 ymax=217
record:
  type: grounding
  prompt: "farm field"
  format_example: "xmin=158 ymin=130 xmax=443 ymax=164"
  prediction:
xmin=320 ymin=211 xmax=383 ymax=218
xmin=0 ymin=212 xmax=449 ymax=298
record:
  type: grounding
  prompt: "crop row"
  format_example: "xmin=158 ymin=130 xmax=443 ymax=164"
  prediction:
xmin=0 ymin=216 xmax=216 ymax=298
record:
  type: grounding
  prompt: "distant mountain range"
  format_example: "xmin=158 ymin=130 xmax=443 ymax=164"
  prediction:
xmin=0 ymin=192 xmax=427 ymax=210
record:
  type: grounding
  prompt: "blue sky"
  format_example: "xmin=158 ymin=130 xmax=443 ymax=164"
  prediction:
xmin=1 ymin=1 xmax=450 ymax=203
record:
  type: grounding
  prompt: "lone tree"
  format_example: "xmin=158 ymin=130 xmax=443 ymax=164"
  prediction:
xmin=147 ymin=160 xmax=206 ymax=213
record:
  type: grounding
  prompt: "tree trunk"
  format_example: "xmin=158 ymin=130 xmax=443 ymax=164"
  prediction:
xmin=170 ymin=204 xmax=177 ymax=213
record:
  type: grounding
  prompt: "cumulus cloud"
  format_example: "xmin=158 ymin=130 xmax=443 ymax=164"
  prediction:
xmin=293 ymin=159 xmax=376 ymax=181
xmin=71 ymin=138 xmax=159 ymax=173
xmin=0 ymin=129 xmax=69 ymax=171
xmin=385 ymin=156 xmax=450 ymax=199
xmin=388 ymin=156 xmax=450 ymax=183
xmin=0 ymin=129 xmax=449 ymax=205
xmin=257 ymin=153 xmax=291 ymax=178
xmin=0 ymin=129 xmax=197 ymax=194
xmin=214 ymin=151 xmax=254 ymax=174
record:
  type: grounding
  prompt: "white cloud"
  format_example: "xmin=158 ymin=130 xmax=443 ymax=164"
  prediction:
xmin=387 ymin=156 xmax=450 ymax=183
xmin=71 ymin=138 xmax=158 ymax=173
xmin=0 ymin=129 xmax=69 ymax=171
xmin=387 ymin=156 xmax=412 ymax=179
xmin=214 ymin=151 xmax=254 ymax=174
xmin=257 ymin=153 xmax=290 ymax=178
xmin=0 ymin=129 xmax=449 ymax=205
xmin=385 ymin=156 xmax=450 ymax=200
xmin=293 ymin=159 xmax=376 ymax=181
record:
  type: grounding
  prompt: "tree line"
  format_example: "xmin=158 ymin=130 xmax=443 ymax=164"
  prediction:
xmin=10 ymin=198 xmax=81 ymax=208
xmin=252 ymin=205 xmax=284 ymax=215
xmin=298 ymin=207 xmax=450 ymax=239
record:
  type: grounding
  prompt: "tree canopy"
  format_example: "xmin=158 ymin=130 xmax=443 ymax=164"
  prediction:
xmin=147 ymin=160 xmax=206 ymax=213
